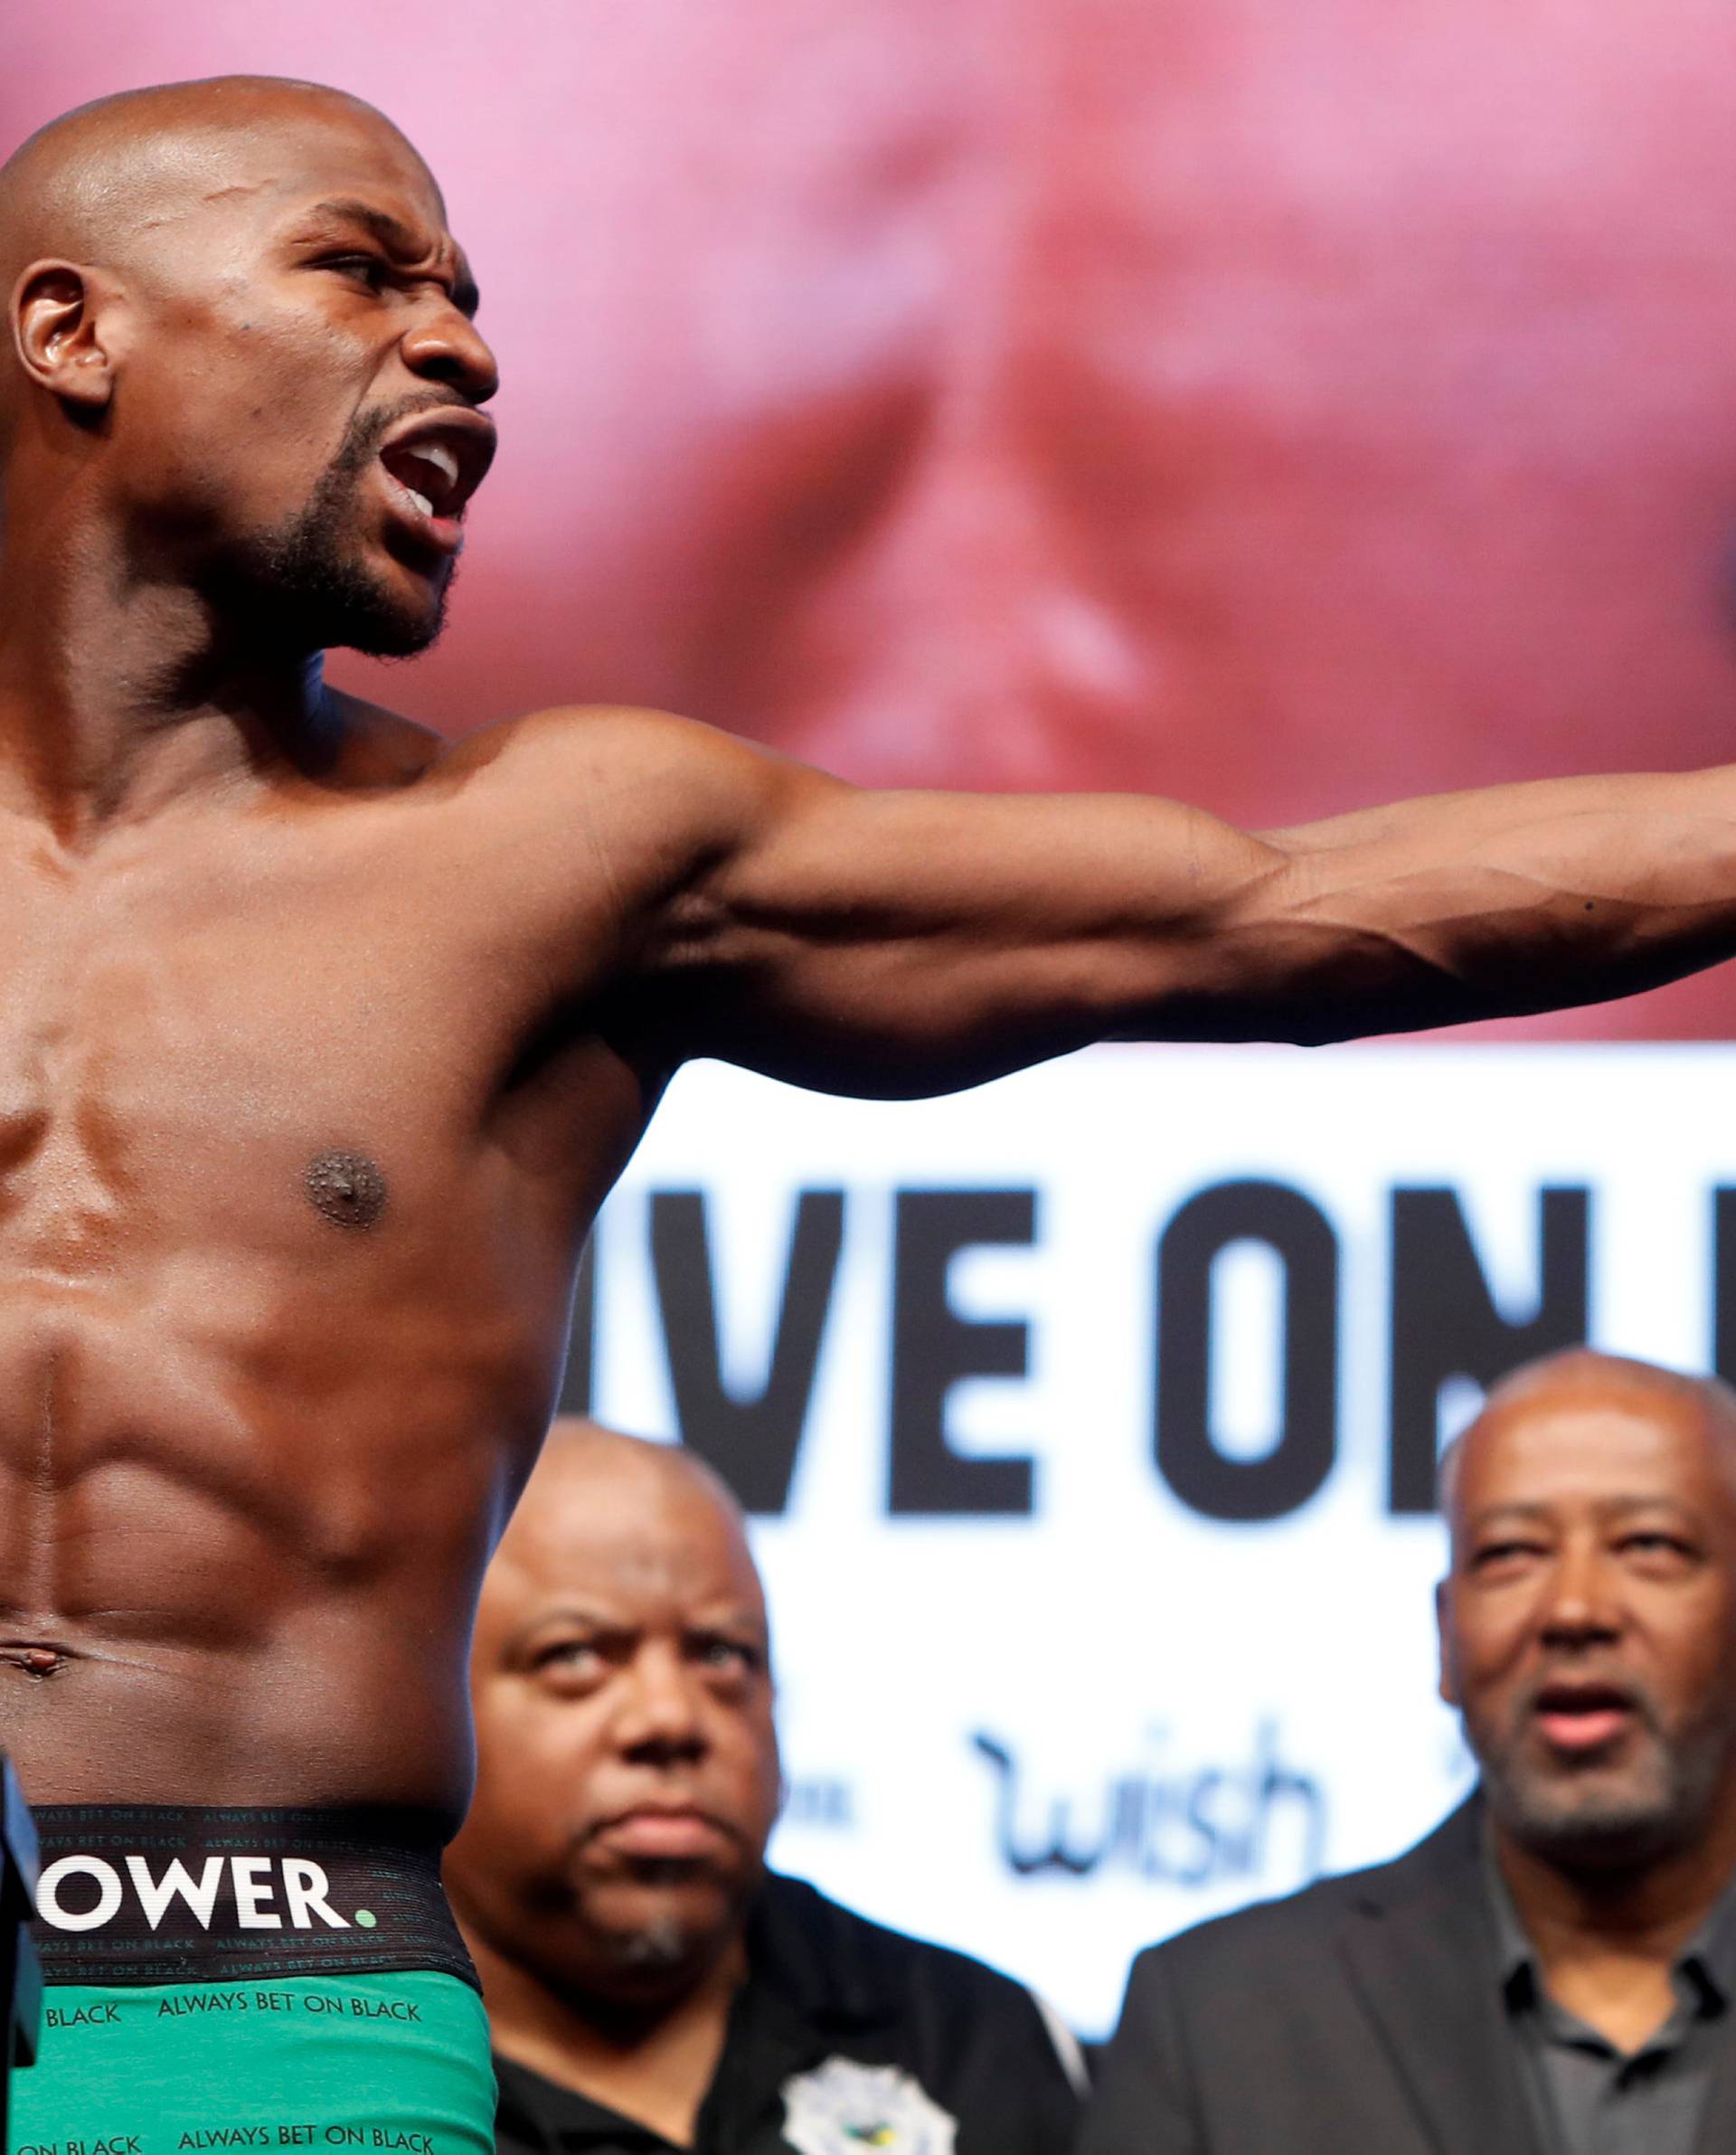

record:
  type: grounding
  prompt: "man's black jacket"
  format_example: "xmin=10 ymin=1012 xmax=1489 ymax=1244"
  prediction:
xmin=494 ymin=1870 xmax=1084 ymax=2153
xmin=1078 ymin=1794 xmax=1736 ymax=2155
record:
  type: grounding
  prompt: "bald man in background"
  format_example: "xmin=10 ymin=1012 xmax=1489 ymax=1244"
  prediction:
xmin=446 ymin=1420 xmax=1085 ymax=2154
xmin=1082 ymin=1351 xmax=1736 ymax=2153
xmin=19 ymin=61 xmax=1736 ymax=2150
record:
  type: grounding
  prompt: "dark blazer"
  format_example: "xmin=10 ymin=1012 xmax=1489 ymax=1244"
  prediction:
xmin=1077 ymin=1795 xmax=1736 ymax=2154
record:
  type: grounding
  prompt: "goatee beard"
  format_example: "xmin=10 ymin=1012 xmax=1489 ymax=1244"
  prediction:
xmin=217 ymin=398 xmax=458 ymax=659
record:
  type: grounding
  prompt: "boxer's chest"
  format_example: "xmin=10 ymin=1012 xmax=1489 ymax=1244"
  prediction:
xmin=0 ymin=818 xmax=620 ymax=1275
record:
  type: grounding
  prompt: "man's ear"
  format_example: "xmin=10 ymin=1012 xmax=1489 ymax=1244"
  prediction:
xmin=1436 ymin=1577 xmax=1458 ymax=1707
xmin=12 ymin=260 xmax=123 ymax=414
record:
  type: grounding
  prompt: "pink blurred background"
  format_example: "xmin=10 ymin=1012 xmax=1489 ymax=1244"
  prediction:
xmin=8 ymin=0 xmax=1736 ymax=1035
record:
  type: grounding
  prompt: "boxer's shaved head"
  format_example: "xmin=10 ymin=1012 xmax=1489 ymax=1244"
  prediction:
xmin=0 ymin=77 xmax=401 ymax=294
xmin=0 ymin=76 xmax=496 ymax=657
xmin=1439 ymin=1349 xmax=1736 ymax=1873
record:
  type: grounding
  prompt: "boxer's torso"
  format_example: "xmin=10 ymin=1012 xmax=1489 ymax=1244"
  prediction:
xmin=0 ymin=698 xmax=665 ymax=1826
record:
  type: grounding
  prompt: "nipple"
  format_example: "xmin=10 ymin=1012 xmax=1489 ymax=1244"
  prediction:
xmin=305 ymin=1149 xmax=388 ymax=1231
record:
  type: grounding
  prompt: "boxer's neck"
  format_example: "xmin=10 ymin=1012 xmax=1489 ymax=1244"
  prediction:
xmin=0 ymin=510 xmax=333 ymax=842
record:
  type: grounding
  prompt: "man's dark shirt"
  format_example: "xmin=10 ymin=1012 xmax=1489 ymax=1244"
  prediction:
xmin=1489 ymin=1848 xmax=1736 ymax=2155
xmin=492 ymin=1872 xmax=1084 ymax=2155
xmin=1079 ymin=1795 xmax=1736 ymax=2153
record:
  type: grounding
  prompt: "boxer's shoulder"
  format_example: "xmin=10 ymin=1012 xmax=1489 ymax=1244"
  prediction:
xmin=430 ymin=700 xmax=818 ymax=894
xmin=303 ymin=695 xmax=820 ymax=959
xmin=447 ymin=699 xmax=776 ymax=791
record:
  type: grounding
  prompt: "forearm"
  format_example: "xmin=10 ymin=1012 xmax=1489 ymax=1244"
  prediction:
xmin=1219 ymin=762 xmax=1736 ymax=1043
xmin=618 ymin=723 xmax=1736 ymax=1082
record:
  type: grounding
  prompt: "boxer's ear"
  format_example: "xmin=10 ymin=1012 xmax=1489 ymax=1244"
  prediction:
xmin=12 ymin=260 xmax=125 ymax=414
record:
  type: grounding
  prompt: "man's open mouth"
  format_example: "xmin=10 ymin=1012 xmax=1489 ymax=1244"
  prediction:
xmin=1531 ymin=1679 xmax=1640 ymax=1754
xmin=375 ymin=409 xmax=496 ymax=530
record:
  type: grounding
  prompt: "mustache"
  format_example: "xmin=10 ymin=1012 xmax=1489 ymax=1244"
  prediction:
xmin=328 ymin=391 xmax=476 ymax=480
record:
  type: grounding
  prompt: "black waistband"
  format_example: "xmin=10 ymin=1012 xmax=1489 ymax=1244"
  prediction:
xmin=27 ymin=1804 xmax=478 ymax=1990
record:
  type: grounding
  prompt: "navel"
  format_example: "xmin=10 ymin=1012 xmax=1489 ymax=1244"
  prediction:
xmin=2 ymin=1646 xmax=67 ymax=1681
xmin=304 ymin=1149 xmax=388 ymax=1232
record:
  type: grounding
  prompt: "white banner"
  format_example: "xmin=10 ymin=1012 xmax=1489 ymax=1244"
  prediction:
xmin=570 ymin=1044 xmax=1736 ymax=2037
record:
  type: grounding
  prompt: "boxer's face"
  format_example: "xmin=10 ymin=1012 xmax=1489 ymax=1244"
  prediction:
xmin=82 ymin=102 xmax=497 ymax=656
xmin=1439 ymin=1391 xmax=1736 ymax=1868
xmin=448 ymin=1451 xmax=781 ymax=2003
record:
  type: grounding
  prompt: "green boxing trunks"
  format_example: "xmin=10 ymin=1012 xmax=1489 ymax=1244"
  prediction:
xmin=8 ymin=1806 xmax=494 ymax=2155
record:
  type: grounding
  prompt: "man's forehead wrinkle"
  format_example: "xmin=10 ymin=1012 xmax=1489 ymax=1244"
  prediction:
xmin=125 ymin=173 xmax=278 ymax=243
xmin=201 ymin=181 xmax=275 ymax=208
xmin=513 ymin=1592 xmax=764 ymax=1633
xmin=1468 ymin=1491 xmax=1694 ymax=1524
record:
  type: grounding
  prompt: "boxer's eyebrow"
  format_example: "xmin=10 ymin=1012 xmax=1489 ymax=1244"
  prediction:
xmin=302 ymin=198 xmax=481 ymax=317
xmin=305 ymin=198 xmax=421 ymax=252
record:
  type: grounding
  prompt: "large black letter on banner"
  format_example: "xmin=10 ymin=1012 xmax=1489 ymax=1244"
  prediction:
xmin=1155 ymin=1180 xmax=1339 ymax=1523
xmin=650 ymin=1189 xmax=845 ymax=1514
xmin=1388 ymin=1187 xmax=1589 ymax=1514
xmin=556 ymin=1238 xmax=598 ymax=1415
xmin=1712 ymin=1190 xmax=1736 ymax=1386
xmin=889 ymin=1190 xmax=1036 ymax=1516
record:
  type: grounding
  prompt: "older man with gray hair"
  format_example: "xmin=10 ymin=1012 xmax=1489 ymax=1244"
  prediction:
xmin=1081 ymin=1348 xmax=1736 ymax=2154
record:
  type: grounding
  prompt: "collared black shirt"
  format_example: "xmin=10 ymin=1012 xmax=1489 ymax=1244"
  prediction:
xmin=1488 ymin=1849 xmax=1736 ymax=2155
xmin=493 ymin=1872 xmax=1085 ymax=2154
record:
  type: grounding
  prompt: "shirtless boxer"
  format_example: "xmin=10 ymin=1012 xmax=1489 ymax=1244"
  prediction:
xmin=6 ymin=68 xmax=1736 ymax=2150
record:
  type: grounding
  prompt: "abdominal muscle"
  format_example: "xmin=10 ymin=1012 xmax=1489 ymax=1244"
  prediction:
xmin=0 ymin=1281 xmax=546 ymax=1829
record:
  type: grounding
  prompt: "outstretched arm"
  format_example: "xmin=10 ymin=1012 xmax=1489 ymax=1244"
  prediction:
xmin=559 ymin=709 xmax=1736 ymax=1094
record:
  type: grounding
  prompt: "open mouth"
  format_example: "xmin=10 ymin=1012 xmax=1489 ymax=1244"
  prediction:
xmin=1532 ymin=1679 xmax=1640 ymax=1754
xmin=375 ymin=410 xmax=495 ymax=537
